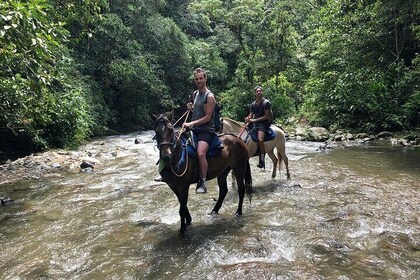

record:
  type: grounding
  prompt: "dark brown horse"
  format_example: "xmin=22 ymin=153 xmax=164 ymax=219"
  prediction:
xmin=153 ymin=114 xmax=252 ymax=234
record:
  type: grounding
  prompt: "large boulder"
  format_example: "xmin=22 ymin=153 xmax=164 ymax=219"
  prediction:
xmin=307 ymin=127 xmax=330 ymax=142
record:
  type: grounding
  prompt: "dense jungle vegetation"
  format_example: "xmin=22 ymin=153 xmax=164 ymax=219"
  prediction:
xmin=1 ymin=0 xmax=419 ymax=159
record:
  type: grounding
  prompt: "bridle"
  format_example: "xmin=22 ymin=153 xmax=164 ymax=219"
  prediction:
xmin=154 ymin=116 xmax=189 ymax=177
xmin=154 ymin=116 xmax=176 ymax=149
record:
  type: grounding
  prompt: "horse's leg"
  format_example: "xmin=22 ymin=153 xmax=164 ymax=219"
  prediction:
xmin=244 ymin=160 xmax=253 ymax=204
xmin=211 ymin=168 xmax=231 ymax=214
xmin=267 ymin=150 xmax=278 ymax=178
xmin=231 ymin=171 xmax=237 ymax=189
xmin=233 ymin=166 xmax=247 ymax=216
xmin=277 ymin=150 xmax=290 ymax=179
xmin=178 ymin=186 xmax=191 ymax=234
xmin=284 ymin=153 xmax=290 ymax=179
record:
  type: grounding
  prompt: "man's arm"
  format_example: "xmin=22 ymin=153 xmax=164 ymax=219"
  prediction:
xmin=201 ymin=94 xmax=215 ymax=124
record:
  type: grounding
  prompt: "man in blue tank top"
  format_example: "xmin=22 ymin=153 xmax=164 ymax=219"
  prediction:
xmin=183 ymin=68 xmax=216 ymax=193
xmin=245 ymin=86 xmax=272 ymax=169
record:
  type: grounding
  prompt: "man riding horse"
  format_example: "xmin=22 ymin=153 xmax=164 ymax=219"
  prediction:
xmin=182 ymin=67 xmax=217 ymax=194
xmin=245 ymin=86 xmax=272 ymax=169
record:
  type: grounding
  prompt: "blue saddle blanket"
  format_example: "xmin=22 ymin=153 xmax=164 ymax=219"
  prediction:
xmin=187 ymin=133 xmax=223 ymax=158
xmin=249 ymin=127 xmax=276 ymax=142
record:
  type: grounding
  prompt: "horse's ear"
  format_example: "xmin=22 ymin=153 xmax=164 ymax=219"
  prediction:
xmin=151 ymin=113 xmax=159 ymax=121
xmin=167 ymin=111 xmax=174 ymax=122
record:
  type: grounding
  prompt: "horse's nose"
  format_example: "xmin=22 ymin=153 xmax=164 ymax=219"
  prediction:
xmin=160 ymin=147 xmax=173 ymax=162
xmin=162 ymin=153 xmax=172 ymax=162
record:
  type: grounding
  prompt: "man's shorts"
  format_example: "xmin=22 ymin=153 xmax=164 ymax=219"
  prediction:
xmin=193 ymin=131 xmax=214 ymax=145
xmin=253 ymin=123 xmax=269 ymax=134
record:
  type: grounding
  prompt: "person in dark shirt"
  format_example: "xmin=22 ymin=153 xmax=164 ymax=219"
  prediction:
xmin=245 ymin=86 xmax=272 ymax=169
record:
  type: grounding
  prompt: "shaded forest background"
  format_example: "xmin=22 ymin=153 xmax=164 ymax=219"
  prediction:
xmin=1 ymin=0 xmax=419 ymax=160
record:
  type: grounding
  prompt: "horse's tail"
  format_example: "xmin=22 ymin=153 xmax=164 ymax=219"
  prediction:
xmin=245 ymin=160 xmax=253 ymax=204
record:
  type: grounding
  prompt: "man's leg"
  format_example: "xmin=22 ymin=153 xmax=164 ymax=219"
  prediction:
xmin=257 ymin=130 xmax=265 ymax=169
xmin=196 ymin=140 xmax=210 ymax=193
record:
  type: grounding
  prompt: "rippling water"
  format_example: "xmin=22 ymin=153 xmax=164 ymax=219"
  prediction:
xmin=0 ymin=132 xmax=419 ymax=279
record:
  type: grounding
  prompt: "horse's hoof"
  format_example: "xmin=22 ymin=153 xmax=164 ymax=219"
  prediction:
xmin=209 ymin=210 xmax=218 ymax=215
xmin=235 ymin=211 xmax=242 ymax=217
xmin=154 ymin=176 xmax=163 ymax=182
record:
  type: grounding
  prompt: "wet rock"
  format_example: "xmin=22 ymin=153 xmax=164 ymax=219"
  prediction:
xmin=1 ymin=197 xmax=14 ymax=206
xmin=316 ymin=142 xmax=333 ymax=151
xmin=360 ymin=137 xmax=374 ymax=143
xmin=51 ymin=162 xmax=61 ymax=168
xmin=295 ymin=126 xmax=308 ymax=139
xmin=356 ymin=133 xmax=369 ymax=139
xmin=345 ymin=133 xmax=354 ymax=140
xmin=376 ymin=131 xmax=393 ymax=138
xmin=134 ymin=137 xmax=144 ymax=144
xmin=308 ymin=127 xmax=330 ymax=142
xmin=38 ymin=162 xmax=51 ymax=170
xmin=80 ymin=161 xmax=95 ymax=169
xmin=80 ymin=167 xmax=94 ymax=173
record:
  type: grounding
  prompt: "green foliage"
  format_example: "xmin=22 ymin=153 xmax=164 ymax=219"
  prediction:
xmin=219 ymin=87 xmax=252 ymax=121
xmin=262 ymin=74 xmax=295 ymax=122
xmin=303 ymin=0 xmax=420 ymax=132
xmin=2 ymin=0 xmax=419 ymax=158
xmin=0 ymin=0 xmax=96 ymax=151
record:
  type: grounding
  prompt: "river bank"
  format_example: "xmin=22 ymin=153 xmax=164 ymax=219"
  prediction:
xmin=0 ymin=133 xmax=147 ymax=186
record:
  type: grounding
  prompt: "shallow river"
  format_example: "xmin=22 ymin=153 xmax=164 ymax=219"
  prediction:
xmin=1 ymin=131 xmax=419 ymax=279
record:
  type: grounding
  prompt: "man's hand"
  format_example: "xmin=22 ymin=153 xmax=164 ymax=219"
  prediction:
xmin=187 ymin=102 xmax=193 ymax=111
xmin=183 ymin=122 xmax=193 ymax=130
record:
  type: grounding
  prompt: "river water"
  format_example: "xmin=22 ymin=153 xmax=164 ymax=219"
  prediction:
xmin=0 ymin=131 xmax=419 ymax=279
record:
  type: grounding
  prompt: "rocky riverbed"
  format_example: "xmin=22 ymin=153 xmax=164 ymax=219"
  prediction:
xmin=1 ymin=126 xmax=418 ymax=187
xmin=0 ymin=135 xmax=136 ymax=186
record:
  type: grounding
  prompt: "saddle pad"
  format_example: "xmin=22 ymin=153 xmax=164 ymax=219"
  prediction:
xmin=187 ymin=132 xmax=223 ymax=158
xmin=250 ymin=127 xmax=276 ymax=142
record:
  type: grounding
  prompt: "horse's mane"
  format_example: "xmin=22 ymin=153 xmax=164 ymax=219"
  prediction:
xmin=223 ymin=117 xmax=244 ymax=126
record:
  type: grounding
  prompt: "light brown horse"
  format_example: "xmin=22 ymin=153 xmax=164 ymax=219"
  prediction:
xmin=222 ymin=117 xmax=290 ymax=179
xmin=153 ymin=114 xmax=252 ymax=234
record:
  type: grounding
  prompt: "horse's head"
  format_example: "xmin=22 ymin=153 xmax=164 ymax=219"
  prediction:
xmin=153 ymin=114 xmax=175 ymax=163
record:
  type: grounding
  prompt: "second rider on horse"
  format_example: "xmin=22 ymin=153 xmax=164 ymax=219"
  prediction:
xmin=245 ymin=86 xmax=272 ymax=169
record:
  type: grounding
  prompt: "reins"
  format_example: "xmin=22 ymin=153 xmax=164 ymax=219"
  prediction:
xmin=238 ymin=122 xmax=248 ymax=138
xmin=156 ymin=111 xmax=191 ymax=177
xmin=168 ymin=135 xmax=189 ymax=177
xmin=176 ymin=110 xmax=190 ymax=142
xmin=173 ymin=110 xmax=189 ymax=127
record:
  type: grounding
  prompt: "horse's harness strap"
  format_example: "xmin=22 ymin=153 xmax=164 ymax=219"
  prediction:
xmin=158 ymin=141 xmax=174 ymax=147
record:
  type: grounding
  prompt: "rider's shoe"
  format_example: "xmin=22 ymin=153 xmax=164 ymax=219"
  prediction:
xmin=196 ymin=179 xmax=207 ymax=194
xmin=257 ymin=162 xmax=265 ymax=169
xmin=257 ymin=154 xmax=265 ymax=169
